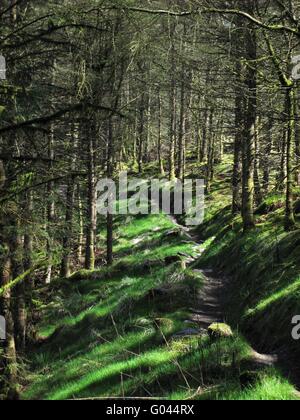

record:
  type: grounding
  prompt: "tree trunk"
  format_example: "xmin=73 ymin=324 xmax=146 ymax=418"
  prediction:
xmin=206 ymin=109 xmax=215 ymax=194
xmin=77 ymin=185 xmax=84 ymax=265
xmin=169 ymin=27 xmax=176 ymax=181
xmin=61 ymin=123 xmax=78 ymax=278
xmin=24 ymin=191 xmax=33 ymax=302
xmin=157 ymin=91 xmax=165 ymax=176
xmin=45 ymin=124 xmax=55 ymax=284
xmin=85 ymin=125 xmax=97 ymax=270
xmin=143 ymin=84 xmax=151 ymax=164
xmin=138 ymin=95 xmax=145 ymax=174
xmin=278 ymin=128 xmax=287 ymax=191
xmin=0 ymin=161 xmax=17 ymax=396
xmin=200 ymin=108 xmax=209 ymax=163
xmin=254 ymin=119 xmax=263 ymax=206
xmin=294 ymin=82 xmax=300 ymax=185
xmin=262 ymin=119 xmax=273 ymax=194
xmin=0 ymin=253 xmax=18 ymax=397
xmin=107 ymin=118 xmax=114 ymax=266
xmin=242 ymin=6 xmax=256 ymax=231
xmin=232 ymin=59 xmax=243 ymax=215
xmin=285 ymin=87 xmax=296 ymax=231
xmin=200 ymin=67 xmax=211 ymax=163
xmin=11 ymin=228 xmax=26 ymax=353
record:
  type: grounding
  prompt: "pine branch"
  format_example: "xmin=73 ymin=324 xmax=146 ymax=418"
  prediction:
xmin=0 ymin=259 xmax=47 ymax=298
xmin=0 ymin=103 xmax=125 ymax=135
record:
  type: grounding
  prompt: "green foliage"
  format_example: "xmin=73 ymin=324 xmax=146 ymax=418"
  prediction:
xmin=22 ymin=209 xmax=298 ymax=400
xmin=194 ymin=158 xmax=300 ymax=359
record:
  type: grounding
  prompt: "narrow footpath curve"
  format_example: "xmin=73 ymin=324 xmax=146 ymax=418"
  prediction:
xmin=169 ymin=215 xmax=279 ymax=368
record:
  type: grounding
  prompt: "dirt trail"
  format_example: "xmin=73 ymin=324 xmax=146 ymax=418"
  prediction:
xmin=190 ymin=269 xmax=225 ymax=329
xmin=170 ymin=215 xmax=279 ymax=367
xmin=168 ymin=215 xmax=227 ymax=328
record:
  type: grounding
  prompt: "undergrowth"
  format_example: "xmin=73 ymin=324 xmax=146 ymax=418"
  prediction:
xmin=22 ymin=166 xmax=299 ymax=400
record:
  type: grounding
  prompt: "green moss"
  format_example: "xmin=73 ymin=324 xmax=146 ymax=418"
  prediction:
xmin=208 ymin=323 xmax=233 ymax=339
xmin=22 ymin=172 xmax=298 ymax=400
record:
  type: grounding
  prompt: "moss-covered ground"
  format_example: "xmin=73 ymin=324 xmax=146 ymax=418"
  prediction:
xmin=22 ymin=161 xmax=300 ymax=400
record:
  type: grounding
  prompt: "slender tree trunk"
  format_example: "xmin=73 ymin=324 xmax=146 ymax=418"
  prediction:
xmin=285 ymin=87 xmax=296 ymax=230
xmin=0 ymin=160 xmax=17 ymax=397
xmin=169 ymin=88 xmax=176 ymax=180
xmin=254 ymin=118 xmax=263 ymax=206
xmin=85 ymin=124 xmax=97 ymax=270
xmin=24 ymin=191 xmax=33 ymax=301
xmin=133 ymin=112 xmax=138 ymax=167
xmin=157 ymin=91 xmax=165 ymax=176
xmin=46 ymin=125 xmax=55 ymax=284
xmin=206 ymin=109 xmax=215 ymax=194
xmin=77 ymin=185 xmax=84 ymax=265
xmin=177 ymin=72 xmax=186 ymax=180
xmin=294 ymin=82 xmax=300 ymax=185
xmin=107 ymin=118 xmax=114 ymax=266
xmin=11 ymin=228 xmax=26 ymax=353
xmin=61 ymin=123 xmax=78 ymax=278
xmin=263 ymin=119 xmax=273 ymax=194
xmin=232 ymin=59 xmax=243 ymax=214
xmin=138 ymin=95 xmax=145 ymax=174
xmin=143 ymin=84 xmax=151 ymax=164
xmin=200 ymin=67 xmax=211 ymax=163
xmin=200 ymin=108 xmax=209 ymax=163
xmin=278 ymin=129 xmax=287 ymax=191
xmin=0 ymin=253 xmax=18 ymax=398
xmin=169 ymin=27 xmax=176 ymax=181
xmin=242 ymin=7 xmax=256 ymax=231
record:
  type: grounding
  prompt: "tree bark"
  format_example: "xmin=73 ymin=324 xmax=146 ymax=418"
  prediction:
xmin=262 ymin=119 xmax=273 ymax=194
xmin=169 ymin=26 xmax=176 ymax=181
xmin=0 ymin=161 xmax=17 ymax=396
xmin=254 ymin=118 xmax=263 ymax=206
xmin=206 ymin=109 xmax=215 ymax=194
xmin=85 ymin=123 xmax=97 ymax=270
xmin=232 ymin=59 xmax=243 ymax=214
xmin=157 ymin=90 xmax=165 ymax=176
xmin=294 ymin=82 xmax=300 ymax=184
xmin=285 ymin=87 xmax=296 ymax=230
xmin=61 ymin=123 xmax=78 ymax=278
xmin=242 ymin=4 xmax=256 ymax=231
xmin=107 ymin=118 xmax=114 ymax=266
xmin=11 ymin=227 xmax=26 ymax=353
xmin=24 ymin=191 xmax=33 ymax=301
xmin=45 ymin=123 xmax=55 ymax=284
xmin=138 ymin=95 xmax=145 ymax=174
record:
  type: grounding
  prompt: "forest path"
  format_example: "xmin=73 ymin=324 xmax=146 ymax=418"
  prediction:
xmin=168 ymin=215 xmax=279 ymax=368
xmin=167 ymin=215 xmax=227 ymax=328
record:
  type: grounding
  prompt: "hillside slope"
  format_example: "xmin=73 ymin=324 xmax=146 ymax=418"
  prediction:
xmin=195 ymin=159 xmax=300 ymax=387
xmin=22 ymin=195 xmax=299 ymax=400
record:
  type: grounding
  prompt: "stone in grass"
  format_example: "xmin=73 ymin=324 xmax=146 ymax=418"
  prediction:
xmin=208 ymin=323 xmax=233 ymax=340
